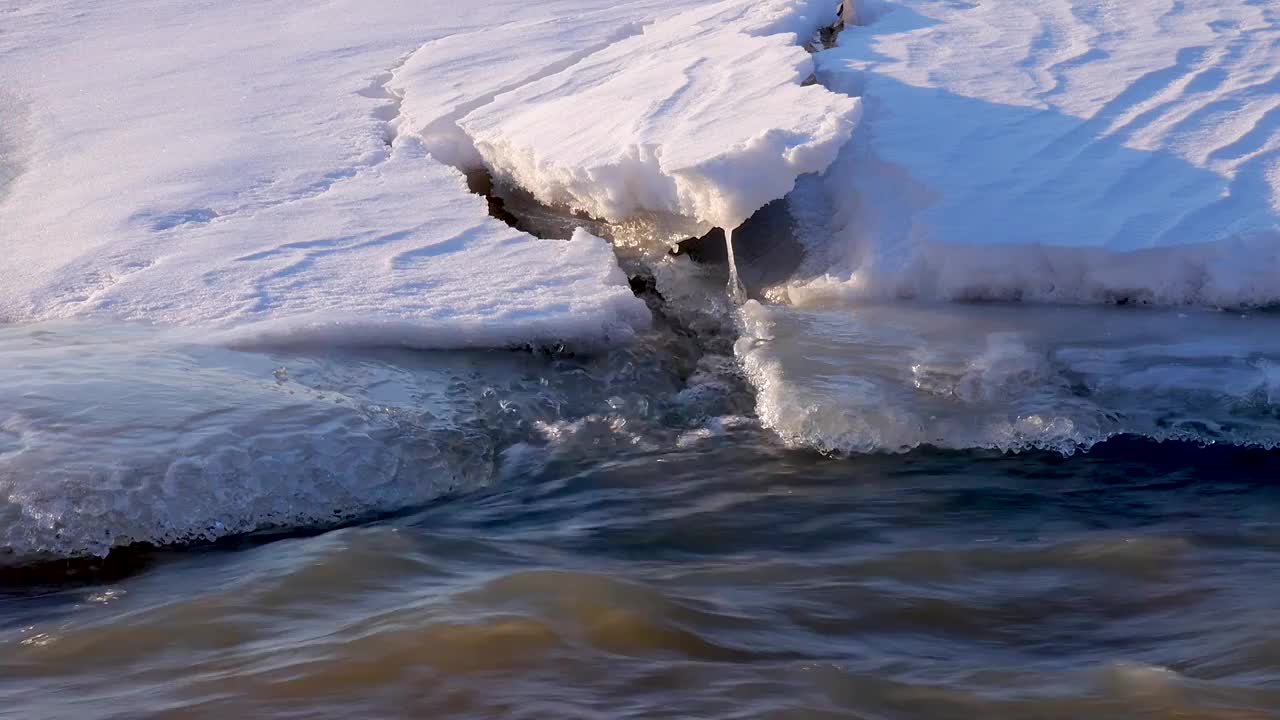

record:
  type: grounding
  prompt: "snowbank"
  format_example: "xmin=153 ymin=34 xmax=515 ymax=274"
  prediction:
xmin=738 ymin=300 xmax=1280 ymax=455
xmin=89 ymin=139 xmax=650 ymax=351
xmin=786 ymin=0 xmax=1280 ymax=307
xmin=0 ymin=0 xmax=720 ymax=348
xmin=389 ymin=10 xmax=650 ymax=171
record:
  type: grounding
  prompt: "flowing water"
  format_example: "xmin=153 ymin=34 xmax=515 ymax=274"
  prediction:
xmin=2 ymin=265 xmax=1279 ymax=717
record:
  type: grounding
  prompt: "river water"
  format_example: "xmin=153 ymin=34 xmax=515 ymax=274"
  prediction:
xmin=2 ymin=296 xmax=1279 ymax=718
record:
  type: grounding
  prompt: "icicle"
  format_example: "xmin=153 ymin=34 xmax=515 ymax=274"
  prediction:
xmin=724 ymin=226 xmax=747 ymax=304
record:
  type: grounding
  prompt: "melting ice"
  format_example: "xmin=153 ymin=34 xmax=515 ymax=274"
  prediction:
xmin=737 ymin=301 xmax=1280 ymax=455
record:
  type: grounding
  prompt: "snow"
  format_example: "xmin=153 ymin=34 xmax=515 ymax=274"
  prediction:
xmin=784 ymin=0 xmax=1280 ymax=307
xmin=458 ymin=0 xmax=861 ymax=234
xmin=0 ymin=0 xmax=864 ymax=349
xmin=389 ymin=10 xmax=654 ymax=172
xmin=87 ymin=140 xmax=650 ymax=352
xmin=0 ymin=0 xmax=735 ymax=349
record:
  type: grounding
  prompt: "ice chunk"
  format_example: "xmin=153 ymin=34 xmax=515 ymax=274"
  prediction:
xmin=459 ymin=0 xmax=861 ymax=234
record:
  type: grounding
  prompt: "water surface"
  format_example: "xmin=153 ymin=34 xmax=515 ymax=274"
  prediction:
xmin=1 ymin=312 xmax=1278 ymax=719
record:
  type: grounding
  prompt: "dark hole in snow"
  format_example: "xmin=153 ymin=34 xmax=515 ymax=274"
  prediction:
xmin=463 ymin=166 xmax=613 ymax=241
xmin=462 ymin=166 xmax=806 ymax=303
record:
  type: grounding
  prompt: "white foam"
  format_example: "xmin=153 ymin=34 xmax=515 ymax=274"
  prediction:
xmin=458 ymin=0 xmax=861 ymax=233
xmin=737 ymin=301 xmax=1280 ymax=455
xmin=785 ymin=0 xmax=1280 ymax=307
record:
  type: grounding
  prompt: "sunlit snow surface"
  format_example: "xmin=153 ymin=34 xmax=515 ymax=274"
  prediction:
xmin=789 ymin=0 xmax=1280 ymax=306
xmin=459 ymin=0 xmax=859 ymax=232
xmin=0 ymin=0 xmax=725 ymax=346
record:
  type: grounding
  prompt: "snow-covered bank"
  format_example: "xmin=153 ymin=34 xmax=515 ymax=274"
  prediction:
xmin=1 ymin=0 xmax=744 ymax=349
xmin=388 ymin=10 xmax=652 ymax=173
xmin=83 ymin=140 xmax=650 ymax=352
xmin=784 ymin=0 xmax=1280 ymax=307
xmin=0 ymin=0 xmax=862 ymax=350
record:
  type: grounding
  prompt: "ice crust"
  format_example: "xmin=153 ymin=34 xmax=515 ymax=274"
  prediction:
xmin=738 ymin=301 xmax=1280 ymax=455
xmin=784 ymin=0 xmax=1280 ymax=307
xmin=0 ymin=324 xmax=494 ymax=562
xmin=458 ymin=0 xmax=861 ymax=232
